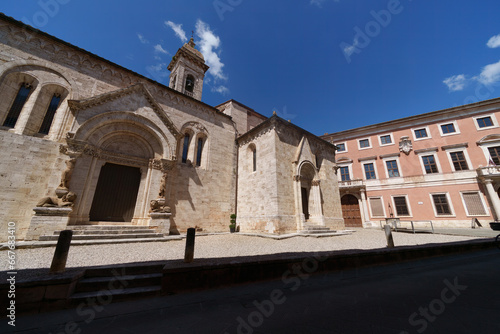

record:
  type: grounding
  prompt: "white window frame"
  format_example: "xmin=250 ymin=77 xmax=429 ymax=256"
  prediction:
xmin=335 ymin=142 xmax=348 ymax=153
xmin=459 ymin=191 xmax=490 ymax=217
xmin=358 ymin=138 xmax=372 ymax=150
xmin=368 ymin=196 xmax=386 ymax=218
xmin=361 ymin=159 xmax=378 ymax=180
xmin=382 ymin=156 xmax=402 ymax=178
xmin=417 ymin=151 xmax=442 ymax=174
xmin=412 ymin=126 xmax=432 ymax=141
xmin=478 ymin=140 xmax=500 ymax=166
xmin=378 ymin=133 xmax=394 ymax=147
xmin=473 ymin=114 xmax=499 ymax=131
xmin=391 ymin=194 xmax=412 ymax=218
xmin=443 ymin=146 xmax=473 ymax=172
xmin=337 ymin=162 xmax=353 ymax=182
xmin=438 ymin=120 xmax=460 ymax=137
xmin=429 ymin=192 xmax=455 ymax=217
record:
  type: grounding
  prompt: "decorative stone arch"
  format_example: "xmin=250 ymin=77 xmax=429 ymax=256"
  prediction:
xmin=0 ymin=62 xmax=75 ymax=139
xmin=74 ymin=111 xmax=172 ymax=159
xmin=179 ymin=121 xmax=209 ymax=168
xmin=65 ymin=111 xmax=176 ymax=226
xmin=294 ymin=160 xmax=324 ymax=229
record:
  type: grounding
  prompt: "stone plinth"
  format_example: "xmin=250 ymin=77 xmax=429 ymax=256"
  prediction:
xmin=25 ymin=207 xmax=72 ymax=241
xmin=149 ymin=212 xmax=171 ymax=235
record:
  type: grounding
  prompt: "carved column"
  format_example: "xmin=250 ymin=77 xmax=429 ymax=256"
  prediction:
xmin=311 ymin=180 xmax=324 ymax=223
xmin=360 ymin=188 xmax=371 ymax=226
xmin=13 ymin=84 xmax=42 ymax=134
xmin=483 ymin=179 xmax=500 ymax=220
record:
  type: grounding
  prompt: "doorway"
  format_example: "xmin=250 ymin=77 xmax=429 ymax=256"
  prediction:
xmin=341 ymin=194 xmax=362 ymax=227
xmin=89 ymin=163 xmax=141 ymax=222
xmin=301 ymin=187 xmax=310 ymax=221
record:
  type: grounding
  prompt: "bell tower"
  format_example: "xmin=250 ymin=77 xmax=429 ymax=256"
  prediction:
xmin=168 ymin=38 xmax=209 ymax=101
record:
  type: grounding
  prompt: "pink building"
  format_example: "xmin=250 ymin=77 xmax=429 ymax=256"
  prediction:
xmin=322 ymin=97 xmax=500 ymax=229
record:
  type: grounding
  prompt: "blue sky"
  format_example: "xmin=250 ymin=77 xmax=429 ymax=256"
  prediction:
xmin=2 ymin=0 xmax=500 ymax=136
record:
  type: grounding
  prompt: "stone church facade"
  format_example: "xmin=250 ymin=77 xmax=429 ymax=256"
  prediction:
xmin=0 ymin=14 xmax=343 ymax=242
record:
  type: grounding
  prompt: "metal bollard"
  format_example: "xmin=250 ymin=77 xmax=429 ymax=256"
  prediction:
xmin=50 ymin=230 xmax=73 ymax=274
xmin=184 ymin=228 xmax=196 ymax=263
xmin=384 ymin=224 xmax=395 ymax=248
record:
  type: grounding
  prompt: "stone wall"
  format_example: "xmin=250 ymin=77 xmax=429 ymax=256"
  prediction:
xmin=0 ymin=131 xmax=63 ymax=241
xmin=237 ymin=128 xmax=279 ymax=233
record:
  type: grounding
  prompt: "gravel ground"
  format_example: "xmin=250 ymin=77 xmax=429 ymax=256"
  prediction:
xmin=0 ymin=229 xmax=485 ymax=272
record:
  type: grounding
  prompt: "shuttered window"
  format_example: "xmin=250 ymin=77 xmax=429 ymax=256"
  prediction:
xmin=462 ymin=192 xmax=487 ymax=216
xmin=369 ymin=197 xmax=384 ymax=217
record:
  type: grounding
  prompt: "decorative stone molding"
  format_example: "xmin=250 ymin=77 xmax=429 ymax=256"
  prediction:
xmin=414 ymin=147 xmax=439 ymax=154
xmin=358 ymin=156 xmax=378 ymax=162
xmin=379 ymin=153 xmax=401 ymax=159
xmin=293 ymin=175 xmax=301 ymax=182
xmin=149 ymin=159 xmax=176 ymax=172
xmin=441 ymin=143 xmax=468 ymax=150
xmin=312 ymin=180 xmax=321 ymax=186
xmin=62 ymin=139 xmax=152 ymax=168
xmin=68 ymin=83 xmax=181 ymax=140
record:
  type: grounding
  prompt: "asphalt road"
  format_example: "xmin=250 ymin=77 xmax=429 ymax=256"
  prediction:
xmin=5 ymin=248 xmax=500 ymax=334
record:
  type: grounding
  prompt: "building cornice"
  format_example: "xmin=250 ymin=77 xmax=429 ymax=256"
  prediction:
xmin=322 ymin=97 xmax=500 ymax=141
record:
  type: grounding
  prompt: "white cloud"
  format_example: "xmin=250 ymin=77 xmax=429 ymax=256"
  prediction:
xmin=477 ymin=60 xmax=500 ymax=85
xmin=165 ymin=21 xmax=188 ymax=43
xmin=196 ymin=20 xmax=227 ymax=81
xmin=137 ymin=33 xmax=149 ymax=44
xmin=443 ymin=74 xmax=467 ymax=92
xmin=212 ymin=85 xmax=229 ymax=95
xmin=154 ymin=44 xmax=169 ymax=55
xmin=487 ymin=34 xmax=500 ymax=49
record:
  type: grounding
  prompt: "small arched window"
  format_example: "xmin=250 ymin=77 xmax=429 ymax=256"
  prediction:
xmin=195 ymin=137 xmax=205 ymax=167
xmin=38 ymin=93 xmax=61 ymax=135
xmin=185 ymin=75 xmax=195 ymax=93
xmin=248 ymin=144 xmax=256 ymax=172
xmin=182 ymin=133 xmax=190 ymax=163
xmin=3 ymin=83 xmax=32 ymax=128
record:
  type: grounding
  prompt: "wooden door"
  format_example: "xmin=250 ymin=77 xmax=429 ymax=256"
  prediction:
xmin=341 ymin=194 xmax=362 ymax=227
xmin=89 ymin=163 xmax=141 ymax=222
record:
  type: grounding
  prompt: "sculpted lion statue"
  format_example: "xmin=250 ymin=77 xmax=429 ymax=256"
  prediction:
xmin=150 ymin=199 xmax=171 ymax=213
xmin=37 ymin=192 xmax=77 ymax=207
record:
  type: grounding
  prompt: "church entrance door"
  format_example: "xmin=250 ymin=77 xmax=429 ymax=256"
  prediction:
xmin=341 ymin=194 xmax=362 ymax=227
xmin=89 ymin=163 xmax=141 ymax=222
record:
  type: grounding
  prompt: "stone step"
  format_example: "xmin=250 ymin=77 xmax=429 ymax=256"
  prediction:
xmin=52 ymin=229 xmax=157 ymax=235
xmin=303 ymin=226 xmax=330 ymax=231
xmin=69 ymin=225 xmax=149 ymax=230
xmin=38 ymin=233 xmax=165 ymax=241
xmin=84 ymin=263 xmax=165 ymax=278
xmin=70 ymin=285 xmax=161 ymax=304
xmin=75 ymin=273 xmax=163 ymax=293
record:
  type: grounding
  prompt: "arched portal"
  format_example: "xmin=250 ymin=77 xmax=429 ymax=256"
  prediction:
xmin=68 ymin=112 xmax=173 ymax=226
xmin=300 ymin=163 xmax=316 ymax=221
